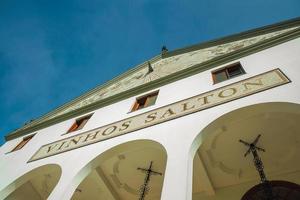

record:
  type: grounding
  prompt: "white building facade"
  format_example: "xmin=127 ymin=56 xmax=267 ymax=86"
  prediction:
xmin=1 ymin=18 xmax=300 ymax=200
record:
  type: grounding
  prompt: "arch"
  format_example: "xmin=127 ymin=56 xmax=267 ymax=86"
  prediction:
xmin=190 ymin=102 xmax=300 ymax=199
xmin=190 ymin=101 xmax=300 ymax=158
xmin=68 ymin=139 xmax=167 ymax=200
xmin=1 ymin=164 xmax=62 ymax=200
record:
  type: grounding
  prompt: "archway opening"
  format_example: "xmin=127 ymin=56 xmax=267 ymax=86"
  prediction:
xmin=191 ymin=102 xmax=300 ymax=200
xmin=71 ymin=140 xmax=167 ymax=200
xmin=3 ymin=164 xmax=62 ymax=200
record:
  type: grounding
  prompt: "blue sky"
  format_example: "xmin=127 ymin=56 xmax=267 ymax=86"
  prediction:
xmin=0 ymin=0 xmax=299 ymax=145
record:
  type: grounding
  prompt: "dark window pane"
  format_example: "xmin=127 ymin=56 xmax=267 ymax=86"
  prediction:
xmin=77 ymin=118 xmax=89 ymax=130
xmin=67 ymin=115 xmax=92 ymax=133
xmin=212 ymin=63 xmax=245 ymax=84
xmin=214 ymin=70 xmax=228 ymax=83
xmin=227 ymin=64 xmax=243 ymax=78
xmin=137 ymin=97 xmax=147 ymax=108
xmin=145 ymin=95 xmax=158 ymax=107
xmin=132 ymin=91 xmax=159 ymax=111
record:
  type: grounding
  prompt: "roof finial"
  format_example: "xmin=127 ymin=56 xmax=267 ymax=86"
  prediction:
xmin=161 ymin=45 xmax=168 ymax=55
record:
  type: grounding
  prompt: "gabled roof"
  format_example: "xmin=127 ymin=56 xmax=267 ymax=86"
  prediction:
xmin=6 ymin=17 xmax=300 ymax=141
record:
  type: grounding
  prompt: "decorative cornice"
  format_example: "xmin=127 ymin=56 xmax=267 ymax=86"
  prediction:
xmin=5 ymin=17 xmax=300 ymax=141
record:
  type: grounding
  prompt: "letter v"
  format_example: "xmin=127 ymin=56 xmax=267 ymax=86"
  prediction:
xmin=47 ymin=143 xmax=59 ymax=153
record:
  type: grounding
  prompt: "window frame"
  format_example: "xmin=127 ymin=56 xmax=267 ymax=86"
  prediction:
xmin=212 ymin=62 xmax=245 ymax=84
xmin=130 ymin=90 xmax=159 ymax=112
xmin=11 ymin=134 xmax=35 ymax=152
xmin=66 ymin=113 xmax=93 ymax=134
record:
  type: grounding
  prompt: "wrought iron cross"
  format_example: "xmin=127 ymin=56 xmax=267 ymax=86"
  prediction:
xmin=239 ymin=134 xmax=267 ymax=182
xmin=137 ymin=161 xmax=162 ymax=200
xmin=240 ymin=134 xmax=267 ymax=183
xmin=239 ymin=134 xmax=274 ymax=200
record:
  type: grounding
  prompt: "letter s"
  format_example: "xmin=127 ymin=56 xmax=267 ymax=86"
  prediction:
xmin=144 ymin=112 xmax=157 ymax=123
xmin=119 ymin=121 xmax=132 ymax=131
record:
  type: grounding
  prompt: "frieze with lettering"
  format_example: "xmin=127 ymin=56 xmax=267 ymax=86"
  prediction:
xmin=29 ymin=69 xmax=289 ymax=162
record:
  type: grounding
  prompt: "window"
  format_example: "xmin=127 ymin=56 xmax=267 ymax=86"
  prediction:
xmin=67 ymin=114 xmax=92 ymax=133
xmin=131 ymin=91 xmax=159 ymax=112
xmin=212 ymin=63 xmax=245 ymax=84
xmin=11 ymin=134 xmax=34 ymax=152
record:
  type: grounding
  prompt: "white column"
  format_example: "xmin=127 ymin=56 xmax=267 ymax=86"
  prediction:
xmin=160 ymin=147 xmax=193 ymax=200
xmin=47 ymin=174 xmax=75 ymax=200
xmin=48 ymin=165 xmax=91 ymax=200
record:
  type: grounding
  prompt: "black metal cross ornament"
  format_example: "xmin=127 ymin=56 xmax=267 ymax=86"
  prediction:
xmin=239 ymin=134 xmax=274 ymax=200
xmin=137 ymin=161 xmax=162 ymax=200
xmin=239 ymin=134 xmax=267 ymax=183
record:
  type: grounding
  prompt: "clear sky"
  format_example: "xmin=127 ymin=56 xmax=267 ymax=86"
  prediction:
xmin=0 ymin=0 xmax=299 ymax=145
